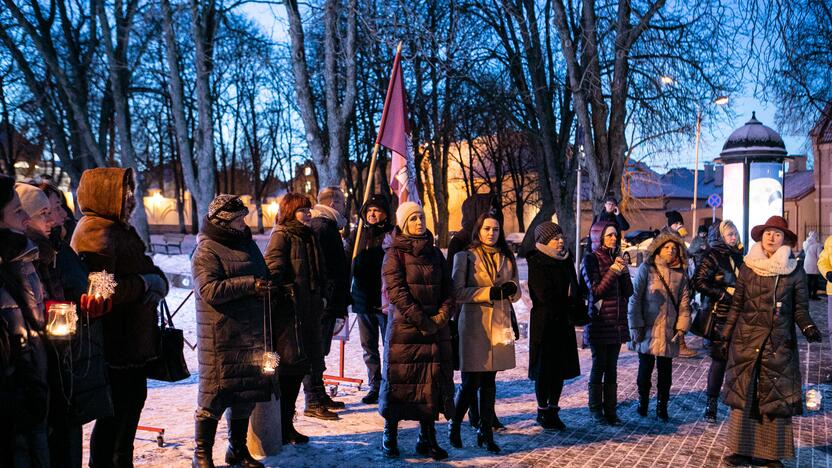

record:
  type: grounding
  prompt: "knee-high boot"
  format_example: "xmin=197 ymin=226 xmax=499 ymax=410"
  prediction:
xmin=382 ymin=419 xmax=399 ymax=458
xmin=193 ymin=414 xmax=218 ymax=468
xmin=476 ymin=386 xmax=500 ymax=454
xmin=225 ymin=419 xmax=263 ymax=468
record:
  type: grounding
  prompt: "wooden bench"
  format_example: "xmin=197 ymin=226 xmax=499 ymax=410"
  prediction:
xmin=151 ymin=233 xmax=186 ymax=254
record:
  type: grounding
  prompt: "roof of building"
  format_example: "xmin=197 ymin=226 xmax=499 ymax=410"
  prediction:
xmin=784 ymin=170 xmax=814 ymax=200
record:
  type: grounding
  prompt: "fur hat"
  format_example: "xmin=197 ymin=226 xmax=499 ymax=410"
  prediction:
xmin=14 ymin=183 xmax=49 ymax=217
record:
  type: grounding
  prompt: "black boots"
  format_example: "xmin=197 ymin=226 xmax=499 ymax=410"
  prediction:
xmin=656 ymin=399 xmax=669 ymax=422
xmin=603 ymin=383 xmax=621 ymax=426
xmin=704 ymin=397 xmax=718 ymax=423
xmin=477 ymin=386 xmax=500 ymax=453
xmin=415 ymin=421 xmax=448 ymax=460
xmin=382 ymin=419 xmax=399 ymax=458
xmin=193 ymin=416 xmax=218 ymax=468
xmin=225 ymin=418 xmax=263 ymax=468
xmin=448 ymin=421 xmax=462 ymax=448
xmin=536 ymin=407 xmax=566 ymax=430
xmin=281 ymin=410 xmax=309 ymax=445
xmin=588 ymin=383 xmax=605 ymax=423
xmin=637 ymin=393 xmax=649 ymax=417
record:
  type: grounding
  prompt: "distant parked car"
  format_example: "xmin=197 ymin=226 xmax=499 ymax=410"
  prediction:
xmin=621 ymin=229 xmax=659 ymax=266
xmin=506 ymin=232 xmax=525 ymax=254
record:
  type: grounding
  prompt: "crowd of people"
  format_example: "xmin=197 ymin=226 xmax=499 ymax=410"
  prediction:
xmin=0 ymin=174 xmax=827 ymax=468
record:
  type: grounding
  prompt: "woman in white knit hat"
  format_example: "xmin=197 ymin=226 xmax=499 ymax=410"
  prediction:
xmin=378 ymin=202 xmax=455 ymax=461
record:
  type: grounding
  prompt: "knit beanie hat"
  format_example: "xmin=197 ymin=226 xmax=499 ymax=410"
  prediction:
xmin=14 ymin=183 xmax=50 ymax=217
xmin=0 ymin=175 xmax=15 ymax=213
xmin=363 ymin=194 xmax=391 ymax=218
xmin=207 ymin=194 xmax=249 ymax=227
xmin=534 ymin=221 xmax=563 ymax=244
xmin=396 ymin=201 xmax=423 ymax=234
xmin=665 ymin=210 xmax=683 ymax=226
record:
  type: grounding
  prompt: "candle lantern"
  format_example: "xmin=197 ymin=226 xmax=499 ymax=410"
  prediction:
xmin=806 ymin=388 xmax=822 ymax=411
xmin=88 ymin=270 xmax=117 ymax=299
xmin=46 ymin=302 xmax=78 ymax=340
xmin=261 ymin=351 xmax=279 ymax=376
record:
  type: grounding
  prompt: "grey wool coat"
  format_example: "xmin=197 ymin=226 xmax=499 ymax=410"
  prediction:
xmin=627 ymin=232 xmax=692 ymax=358
xmin=452 ymin=248 xmax=520 ymax=372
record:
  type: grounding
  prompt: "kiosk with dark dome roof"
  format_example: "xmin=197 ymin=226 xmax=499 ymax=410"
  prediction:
xmin=716 ymin=113 xmax=790 ymax=250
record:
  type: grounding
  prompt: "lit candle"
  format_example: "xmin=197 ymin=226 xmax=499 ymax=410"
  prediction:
xmin=262 ymin=351 xmax=279 ymax=375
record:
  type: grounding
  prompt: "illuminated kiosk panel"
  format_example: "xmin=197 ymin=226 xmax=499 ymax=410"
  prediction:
xmin=747 ymin=162 xmax=784 ymax=248
xmin=722 ymin=162 xmax=745 ymax=246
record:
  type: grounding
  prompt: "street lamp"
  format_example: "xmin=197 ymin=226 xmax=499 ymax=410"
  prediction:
xmin=691 ymin=96 xmax=729 ymax=232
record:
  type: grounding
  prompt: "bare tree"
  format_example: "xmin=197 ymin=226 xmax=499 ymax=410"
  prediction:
xmin=284 ymin=0 xmax=357 ymax=187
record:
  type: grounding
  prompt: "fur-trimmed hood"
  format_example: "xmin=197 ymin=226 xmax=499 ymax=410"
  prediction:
xmin=644 ymin=231 xmax=688 ymax=268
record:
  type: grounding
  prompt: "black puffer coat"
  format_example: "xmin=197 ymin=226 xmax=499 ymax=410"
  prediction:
xmin=581 ymin=221 xmax=633 ymax=346
xmin=264 ymin=222 xmax=325 ymax=376
xmin=310 ymin=214 xmax=348 ymax=319
xmin=379 ymin=230 xmax=455 ymax=422
xmin=526 ymin=249 xmax=581 ymax=381
xmin=692 ymin=224 xmax=743 ymax=342
xmin=192 ymin=222 xmax=275 ymax=409
xmin=721 ymin=245 xmax=816 ymax=418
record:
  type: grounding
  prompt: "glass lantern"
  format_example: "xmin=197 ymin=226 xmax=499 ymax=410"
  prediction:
xmin=46 ymin=302 xmax=78 ymax=340
xmin=262 ymin=351 xmax=280 ymax=375
xmin=806 ymin=388 xmax=822 ymax=411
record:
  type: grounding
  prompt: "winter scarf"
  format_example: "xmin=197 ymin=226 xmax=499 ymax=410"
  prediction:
xmin=312 ymin=203 xmax=347 ymax=230
xmin=476 ymin=244 xmax=502 ymax=282
xmin=535 ymin=242 xmax=569 ymax=260
xmin=202 ymin=217 xmax=253 ymax=247
xmin=743 ymin=243 xmax=797 ymax=277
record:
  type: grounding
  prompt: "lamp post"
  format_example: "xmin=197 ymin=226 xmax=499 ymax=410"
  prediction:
xmin=691 ymin=96 xmax=730 ymax=232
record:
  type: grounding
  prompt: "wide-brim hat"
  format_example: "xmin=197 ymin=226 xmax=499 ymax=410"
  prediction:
xmin=750 ymin=215 xmax=797 ymax=246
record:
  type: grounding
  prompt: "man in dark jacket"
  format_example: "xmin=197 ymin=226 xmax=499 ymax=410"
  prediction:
xmin=349 ymin=194 xmax=394 ymax=404
xmin=592 ymin=194 xmax=630 ymax=232
xmin=305 ymin=186 xmax=349 ymax=416
xmin=191 ymin=194 xmax=275 ymax=468
xmin=71 ymin=167 xmax=169 ymax=467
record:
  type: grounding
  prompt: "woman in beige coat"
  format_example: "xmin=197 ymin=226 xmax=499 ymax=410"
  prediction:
xmin=449 ymin=213 xmax=520 ymax=454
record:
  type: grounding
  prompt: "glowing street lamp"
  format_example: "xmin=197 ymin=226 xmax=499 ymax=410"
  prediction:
xmin=692 ymin=96 xmax=730 ymax=231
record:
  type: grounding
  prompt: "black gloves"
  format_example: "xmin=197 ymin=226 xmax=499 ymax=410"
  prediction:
xmin=803 ymin=325 xmax=823 ymax=343
xmin=500 ymin=281 xmax=518 ymax=297
xmin=826 ymin=272 xmax=832 ymax=283
xmin=489 ymin=286 xmax=503 ymax=301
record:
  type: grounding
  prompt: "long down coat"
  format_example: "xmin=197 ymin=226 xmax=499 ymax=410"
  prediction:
xmin=526 ymin=249 xmax=581 ymax=381
xmin=264 ymin=224 xmax=326 ymax=376
xmin=721 ymin=244 xmax=817 ymax=418
xmin=192 ymin=223 xmax=275 ymax=409
xmin=452 ymin=247 xmax=520 ymax=373
xmin=692 ymin=224 xmax=744 ymax=342
xmin=379 ymin=230 xmax=455 ymax=422
xmin=627 ymin=232 xmax=692 ymax=358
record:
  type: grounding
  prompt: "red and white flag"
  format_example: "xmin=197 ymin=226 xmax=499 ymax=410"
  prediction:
xmin=377 ymin=47 xmax=420 ymax=205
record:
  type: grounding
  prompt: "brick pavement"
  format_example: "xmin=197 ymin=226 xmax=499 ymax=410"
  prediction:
xmin=495 ymin=298 xmax=832 ymax=468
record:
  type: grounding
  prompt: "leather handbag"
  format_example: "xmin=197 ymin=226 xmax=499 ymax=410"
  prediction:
xmin=690 ymin=302 xmax=715 ymax=338
xmin=146 ymin=299 xmax=190 ymax=382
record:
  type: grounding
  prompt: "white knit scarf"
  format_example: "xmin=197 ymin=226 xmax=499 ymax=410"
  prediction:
xmin=743 ymin=243 xmax=797 ymax=277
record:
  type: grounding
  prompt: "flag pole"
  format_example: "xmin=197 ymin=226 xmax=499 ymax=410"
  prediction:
xmin=351 ymin=41 xmax=403 ymax=264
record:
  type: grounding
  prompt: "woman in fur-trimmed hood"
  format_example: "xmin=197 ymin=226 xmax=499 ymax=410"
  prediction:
xmin=628 ymin=231 xmax=691 ymax=421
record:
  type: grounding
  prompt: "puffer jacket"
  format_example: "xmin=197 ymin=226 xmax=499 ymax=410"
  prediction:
xmin=628 ymin=232 xmax=691 ymax=358
xmin=379 ymin=229 xmax=455 ymax=422
xmin=192 ymin=221 xmax=275 ymax=408
xmin=71 ymin=167 xmax=168 ymax=368
xmin=581 ymin=221 xmax=633 ymax=346
xmin=349 ymin=199 xmax=394 ymax=314
xmin=692 ymin=224 xmax=743 ymax=342
xmin=721 ymin=244 xmax=816 ymax=417
xmin=817 ymin=235 xmax=832 ymax=294
xmin=0 ymin=229 xmax=48 ymax=431
xmin=264 ymin=222 xmax=325 ymax=376
xmin=803 ymin=232 xmax=820 ymax=275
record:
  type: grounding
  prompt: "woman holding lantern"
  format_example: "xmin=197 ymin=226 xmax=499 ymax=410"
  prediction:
xmin=71 ymin=167 xmax=169 ymax=467
xmin=719 ymin=216 xmax=822 ymax=467
xmin=265 ymin=192 xmax=328 ymax=445
xmin=191 ymin=194 xmax=277 ymax=468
